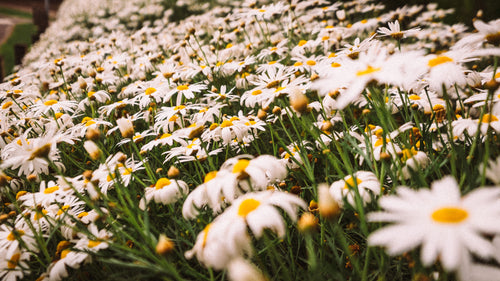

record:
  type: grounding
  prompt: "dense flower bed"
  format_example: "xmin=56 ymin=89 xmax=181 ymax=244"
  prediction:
xmin=1 ymin=0 xmax=500 ymax=280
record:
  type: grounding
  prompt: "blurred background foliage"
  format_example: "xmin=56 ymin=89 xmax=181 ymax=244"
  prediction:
xmin=382 ymin=0 xmax=500 ymax=25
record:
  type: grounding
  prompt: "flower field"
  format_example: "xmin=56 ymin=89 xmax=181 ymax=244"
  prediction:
xmin=1 ymin=0 xmax=500 ymax=280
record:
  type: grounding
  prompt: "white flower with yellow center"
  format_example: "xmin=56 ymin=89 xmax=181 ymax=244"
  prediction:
xmin=368 ymin=176 xmax=500 ymax=271
xmin=329 ymin=171 xmax=381 ymax=207
xmin=185 ymin=190 xmax=306 ymax=269
xmin=142 ymin=177 xmax=188 ymax=207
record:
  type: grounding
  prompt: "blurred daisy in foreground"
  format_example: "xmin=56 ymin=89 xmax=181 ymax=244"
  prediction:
xmin=185 ymin=190 xmax=306 ymax=269
xmin=368 ymin=176 xmax=500 ymax=271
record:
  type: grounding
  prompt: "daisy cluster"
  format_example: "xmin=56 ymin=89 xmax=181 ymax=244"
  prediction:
xmin=0 ymin=0 xmax=500 ymax=280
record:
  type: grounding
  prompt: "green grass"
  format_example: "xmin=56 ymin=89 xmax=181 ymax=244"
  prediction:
xmin=0 ymin=23 xmax=37 ymax=78
xmin=0 ymin=7 xmax=32 ymax=19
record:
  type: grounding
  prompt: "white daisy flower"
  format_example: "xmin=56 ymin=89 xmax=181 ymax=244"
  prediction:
xmin=329 ymin=171 xmax=381 ymax=207
xmin=368 ymin=176 xmax=500 ymax=271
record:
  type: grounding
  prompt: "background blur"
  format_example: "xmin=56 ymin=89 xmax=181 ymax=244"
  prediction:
xmin=0 ymin=0 xmax=498 ymax=81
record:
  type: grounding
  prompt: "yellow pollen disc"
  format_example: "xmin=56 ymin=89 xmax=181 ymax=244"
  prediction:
xmin=495 ymin=72 xmax=500 ymax=79
xmin=322 ymin=36 xmax=330 ymax=41
xmin=88 ymin=240 xmax=101 ymax=248
xmin=16 ymin=190 xmax=27 ymax=200
xmin=145 ymin=87 xmax=156 ymax=95
xmin=77 ymin=212 xmax=88 ymax=218
xmin=57 ymin=205 xmax=70 ymax=216
xmin=331 ymin=62 xmax=341 ymax=67
xmin=177 ymin=85 xmax=189 ymax=91
xmin=54 ymin=112 xmax=64 ymax=119
xmin=160 ymin=133 xmax=171 ymax=139
xmin=123 ymin=168 xmax=133 ymax=175
xmin=233 ymin=159 xmax=250 ymax=174
xmin=44 ymin=186 xmax=60 ymax=194
xmin=356 ymin=65 xmax=381 ymax=76
xmin=155 ymin=178 xmax=171 ymax=189
xmin=60 ymin=249 xmax=71 ymax=259
xmin=374 ymin=128 xmax=384 ymax=138
xmin=375 ymin=138 xmax=389 ymax=147
xmin=202 ymin=224 xmax=211 ymax=248
xmin=328 ymin=53 xmax=337 ymax=58
xmin=87 ymin=91 xmax=96 ymax=98
xmin=361 ymin=19 xmax=368 ymax=24
xmin=245 ymin=121 xmax=256 ymax=126
xmin=431 ymin=207 xmax=468 ymax=223
xmin=174 ymin=105 xmax=185 ymax=110
xmin=432 ymin=104 xmax=445 ymax=111
xmin=220 ymin=120 xmax=234 ymax=128
xmin=480 ymin=114 xmax=499 ymax=123
xmin=409 ymin=94 xmax=421 ymax=100
xmin=2 ymin=101 xmax=13 ymax=109
xmin=298 ymin=40 xmax=307 ymax=46
xmin=274 ymin=86 xmax=285 ymax=93
xmin=428 ymin=56 xmax=453 ymax=67
xmin=293 ymin=62 xmax=303 ymax=67
xmin=252 ymin=89 xmax=262 ymax=96
xmin=34 ymin=209 xmax=48 ymax=220
xmin=306 ymin=60 xmax=316 ymax=66
xmin=204 ymin=171 xmax=218 ymax=183
xmin=325 ymin=25 xmax=334 ymax=29
xmin=7 ymin=253 xmax=20 ymax=269
xmin=344 ymin=177 xmax=362 ymax=189
xmin=401 ymin=148 xmax=418 ymax=161
xmin=7 ymin=230 xmax=24 ymax=241
xmin=268 ymin=60 xmax=277 ymax=65
xmin=13 ymin=89 xmax=22 ymax=94
xmin=238 ymin=198 xmax=261 ymax=217
xmin=44 ymin=100 xmax=58 ymax=106
xmin=209 ymin=123 xmax=218 ymax=130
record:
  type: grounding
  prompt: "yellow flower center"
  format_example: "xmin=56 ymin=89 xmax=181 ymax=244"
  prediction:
xmin=220 ymin=120 xmax=234 ymax=128
xmin=331 ymin=62 xmax=341 ymax=67
xmin=202 ymin=224 xmax=211 ymax=248
xmin=480 ymin=114 xmax=499 ymax=123
xmin=77 ymin=212 xmax=89 ymax=218
xmin=306 ymin=60 xmax=316 ymax=66
xmin=293 ymin=62 xmax=303 ymax=67
xmin=145 ymin=87 xmax=157 ymax=95
xmin=298 ymin=40 xmax=307 ymax=46
xmin=7 ymin=230 xmax=25 ymax=241
xmin=251 ymin=89 xmax=262 ymax=96
xmin=431 ymin=207 xmax=468 ymax=223
xmin=204 ymin=171 xmax=218 ymax=183
xmin=174 ymin=105 xmax=186 ymax=111
xmin=7 ymin=253 xmax=20 ymax=269
xmin=155 ymin=178 xmax=171 ymax=189
xmin=2 ymin=101 xmax=13 ymax=109
xmin=88 ymin=240 xmax=102 ymax=248
xmin=44 ymin=185 xmax=60 ymax=194
xmin=60 ymin=249 xmax=71 ymax=259
xmin=428 ymin=56 xmax=453 ymax=67
xmin=409 ymin=94 xmax=421 ymax=100
xmin=375 ymin=138 xmax=390 ymax=147
xmin=57 ymin=205 xmax=70 ymax=216
xmin=344 ymin=177 xmax=362 ymax=189
xmin=232 ymin=159 xmax=250 ymax=174
xmin=238 ymin=198 xmax=261 ymax=217
xmin=177 ymin=84 xmax=189 ymax=91
xmin=356 ymin=65 xmax=381 ymax=76
xmin=44 ymin=100 xmax=58 ymax=106
xmin=401 ymin=148 xmax=418 ymax=161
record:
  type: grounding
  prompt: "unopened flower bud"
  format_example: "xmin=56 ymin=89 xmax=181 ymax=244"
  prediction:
xmin=117 ymin=118 xmax=134 ymax=138
xmin=318 ymin=183 xmax=340 ymax=219
xmin=167 ymin=166 xmax=180 ymax=179
xmin=86 ymin=127 xmax=101 ymax=141
xmin=298 ymin=212 xmax=318 ymax=233
xmin=84 ymin=140 xmax=102 ymax=161
xmin=290 ymin=90 xmax=309 ymax=114
xmin=156 ymin=234 xmax=175 ymax=256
